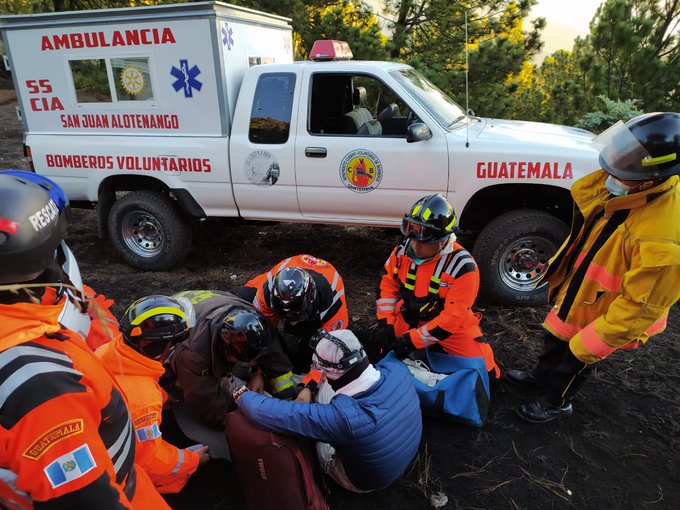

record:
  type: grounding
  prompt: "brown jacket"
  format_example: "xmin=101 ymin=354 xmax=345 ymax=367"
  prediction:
xmin=165 ymin=290 xmax=294 ymax=427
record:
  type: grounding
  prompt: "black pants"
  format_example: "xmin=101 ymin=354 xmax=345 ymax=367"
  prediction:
xmin=533 ymin=332 xmax=590 ymax=406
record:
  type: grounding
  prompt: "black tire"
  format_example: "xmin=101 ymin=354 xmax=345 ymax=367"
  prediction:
xmin=472 ymin=209 xmax=568 ymax=307
xmin=108 ymin=190 xmax=192 ymax=271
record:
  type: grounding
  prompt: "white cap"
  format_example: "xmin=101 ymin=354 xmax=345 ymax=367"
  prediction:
xmin=312 ymin=329 xmax=365 ymax=380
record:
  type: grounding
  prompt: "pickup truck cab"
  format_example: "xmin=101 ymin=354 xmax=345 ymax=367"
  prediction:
xmin=0 ymin=1 xmax=600 ymax=305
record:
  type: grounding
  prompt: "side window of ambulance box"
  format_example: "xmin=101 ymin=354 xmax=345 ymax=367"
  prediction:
xmin=248 ymin=72 xmax=296 ymax=144
xmin=70 ymin=59 xmax=111 ymax=103
xmin=69 ymin=57 xmax=154 ymax=104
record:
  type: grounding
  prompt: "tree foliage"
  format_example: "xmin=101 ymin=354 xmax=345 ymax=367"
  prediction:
xmin=575 ymin=95 xmax=643 ymax=132
xmin=383 ymin=0 xmax=544 ymax=118
xmin=230 ymin=0 xmax=389 ymax=60
xmin=2 ymin=0 xmax=678 ymax=127
xmin=514 ymin=0 xmax=680 ymax=124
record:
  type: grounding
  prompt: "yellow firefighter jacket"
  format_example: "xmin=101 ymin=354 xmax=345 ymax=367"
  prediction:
xmin=542 ymin=170 xmax=680 ymax=364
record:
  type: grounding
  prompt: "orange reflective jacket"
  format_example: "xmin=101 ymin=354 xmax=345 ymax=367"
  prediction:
xmin=83 ymin=284 xmax=119 ymax=351
xmin=0 ymin=295 xmax=168 ymax=509
xmin=97 ymin=338 xmax=199 ymax=493
xmin=377 ymin=239 xmax=499 ymax=376
xmin=244 ymin=254 xmax=349 ymax=333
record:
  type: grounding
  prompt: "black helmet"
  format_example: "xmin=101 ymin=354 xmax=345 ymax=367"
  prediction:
xmin=594 ymin=112 xmax=680 ymax=180
xmin=0 ymin=171 xmax=69 ymax=284
xmin=401 ymin=193 xmax=457 ymax=243
xmin=271 ymin=267 xmax=318 ymax=322
xmin=219 ymin=305 xmax=277 ymax=362
xmin=120 ymin=295 xmax=195 ymax=360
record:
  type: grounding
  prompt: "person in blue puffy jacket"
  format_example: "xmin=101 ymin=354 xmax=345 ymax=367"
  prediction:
xmin=232 ymin=329 xmax=422 ymax=492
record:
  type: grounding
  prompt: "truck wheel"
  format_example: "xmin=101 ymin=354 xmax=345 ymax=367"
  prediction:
xmin=472 ymin=209 xmax=568 ymax=306
xmin=108 ymin=190 xmax=192 ymax=271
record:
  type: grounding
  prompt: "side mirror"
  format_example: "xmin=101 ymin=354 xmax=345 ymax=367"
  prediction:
xmin=467 ymin=108 xmax=475 ymax=117
xmin=377 ymin=103 xmax=398 ymax=122
xmin=406 ymin=123 xmax=432 ymax=143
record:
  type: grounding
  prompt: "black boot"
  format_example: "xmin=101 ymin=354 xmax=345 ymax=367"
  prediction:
xmin=506 ymin=369 xmax=544 ymax=389
xmin=517 ymin=399 xmax=573 ymax=423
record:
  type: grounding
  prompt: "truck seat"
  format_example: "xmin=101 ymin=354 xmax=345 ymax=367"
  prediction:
xmin=343 ymin=87 xmax=382 ymax=135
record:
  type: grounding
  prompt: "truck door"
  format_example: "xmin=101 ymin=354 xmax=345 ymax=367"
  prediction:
xmin=295 ymin=70 xmax=449 ymax=225
xmin=229 ymin=69 xmax=301 ymax=220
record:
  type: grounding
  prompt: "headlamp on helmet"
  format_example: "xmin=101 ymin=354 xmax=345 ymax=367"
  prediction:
xmin=310 ymin=329 xmax=366 ymax=372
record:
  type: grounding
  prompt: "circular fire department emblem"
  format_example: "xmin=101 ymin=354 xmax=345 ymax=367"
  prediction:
xmin=339 ymin=149 xmax=382 ymax=193
xmin=120 ymin=66 xmax=145 ymax=96
xmin=244 ymin=150 xmax=280 ymax=186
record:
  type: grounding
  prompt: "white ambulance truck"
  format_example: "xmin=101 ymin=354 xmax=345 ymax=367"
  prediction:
xmin=0 ymin=1 xmax=600 ymax=306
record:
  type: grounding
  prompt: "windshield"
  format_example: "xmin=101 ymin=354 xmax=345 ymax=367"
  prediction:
xmin=390 ymin=68 xmax=468 ymax=129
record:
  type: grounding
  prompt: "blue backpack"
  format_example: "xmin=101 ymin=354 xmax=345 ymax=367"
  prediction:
xmin=381 ymin=350 xmax=490 ymax=427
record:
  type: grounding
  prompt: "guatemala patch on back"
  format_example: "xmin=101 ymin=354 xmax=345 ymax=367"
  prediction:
xmin=135 ymin=422 xmax=161 ymax=442
xmin=44 ymin=444 xmax=96 ymax=488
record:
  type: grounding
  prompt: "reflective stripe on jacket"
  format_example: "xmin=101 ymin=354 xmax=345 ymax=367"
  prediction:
xmin=0 ymin=298 xmax=139 ymax=507
xmin=169 ymin=290 xmax=294 ymax=427
xmin=543 ymin=171 xmax=680 ymax=364
xmin=97 ymin=338 xmax=199 ymax=494
xmin=377 ymin=240 xmax=498 ymax=375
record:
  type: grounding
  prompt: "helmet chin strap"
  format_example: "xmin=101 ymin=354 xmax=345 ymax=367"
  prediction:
xmin=407 ymin=235 xmax=455 ymax=264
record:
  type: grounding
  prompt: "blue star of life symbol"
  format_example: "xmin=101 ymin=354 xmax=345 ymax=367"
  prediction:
xmin=170 ymin=59 xmax=203 ymax=98
xmin=222 ymin=23 xmax=234 ymax=50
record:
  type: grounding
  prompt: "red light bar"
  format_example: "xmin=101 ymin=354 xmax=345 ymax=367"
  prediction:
xmin=309 ymin=40 xmax=353 ymax=61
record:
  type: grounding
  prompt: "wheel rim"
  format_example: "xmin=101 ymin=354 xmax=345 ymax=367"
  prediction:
xmin=121 ymin=210 xmax=164 ymax=258
xmin=499 ymin=235 xmax=556 ymax=292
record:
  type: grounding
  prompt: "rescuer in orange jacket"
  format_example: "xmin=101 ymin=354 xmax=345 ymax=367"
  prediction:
xmin=97 ymin=295 xmax=210 ymax=494
xmin=0 ymin=171 xmax=168 ymax=509
xmin=509 ymin=113 xmax=680 ymax=423
xmin=376 ymin=194 xmax=499 ymax=377
xmin=238 ymin=254 xmax=349 ymax=371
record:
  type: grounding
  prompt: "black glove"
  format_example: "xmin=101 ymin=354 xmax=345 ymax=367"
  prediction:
xmin=390 ymin=334 xmax=415 ymax=360
xmin=376 ymin=324 xmax=396 ymax=350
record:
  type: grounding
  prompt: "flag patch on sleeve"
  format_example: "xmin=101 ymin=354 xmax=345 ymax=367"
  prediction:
xmin=44 ymin=444 xmax=96 ymax=488
xmin=135 ymin=422 xmax=161 ymax=442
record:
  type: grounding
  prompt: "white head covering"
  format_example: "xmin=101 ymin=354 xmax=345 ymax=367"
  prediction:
xmin=312 ymin=329 xmax=366 ymax=380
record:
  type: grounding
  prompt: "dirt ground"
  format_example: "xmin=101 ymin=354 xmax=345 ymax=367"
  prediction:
xmin=2 ymin=75 xmax=679 ymax=510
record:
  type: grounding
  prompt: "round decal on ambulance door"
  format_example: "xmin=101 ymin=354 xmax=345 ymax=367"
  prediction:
xmin=120 ymin=66 xmax=145 ymax=96
xmin=339 ymin=149 xmax=383 ymax=193
xmin=244 ymin=150 xmax=280 ymax=186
